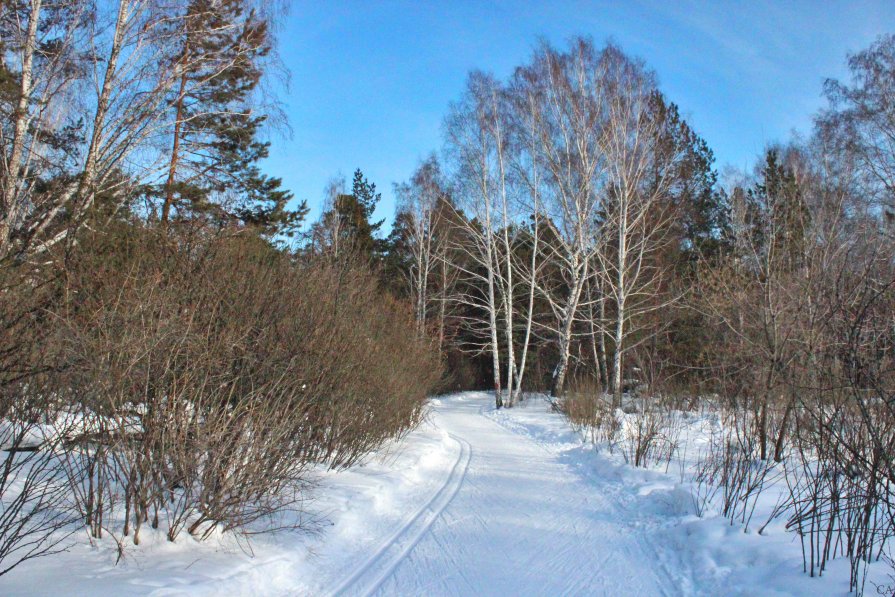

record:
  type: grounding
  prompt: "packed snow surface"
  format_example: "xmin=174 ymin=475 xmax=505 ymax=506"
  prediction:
xmin=3 ymin=392 xmax=884 ymax=596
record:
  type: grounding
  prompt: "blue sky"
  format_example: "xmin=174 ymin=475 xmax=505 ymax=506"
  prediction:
xmin=265 ymin=0 xmax=895 ymax=229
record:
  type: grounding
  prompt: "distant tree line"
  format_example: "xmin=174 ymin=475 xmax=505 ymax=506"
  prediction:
xmin=341 ymin=39 xmax=731 ymax=408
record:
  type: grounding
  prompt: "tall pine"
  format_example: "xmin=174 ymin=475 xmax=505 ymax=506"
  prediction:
xmin=747 ymin=149 xmax=809 ymax=271
xmin=313 ymin=168 xmax=384 ymax=260
xmin=158 ymin=0 xmax=304 ymax=235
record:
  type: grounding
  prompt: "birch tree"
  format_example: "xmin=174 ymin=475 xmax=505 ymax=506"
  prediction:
xmin=596 ymin=65 xmax=684 ymax=406
xmin=0 ymin=0 xmax=294 ymax=260
xmin=58 ymin=0 xmax=180 ymax=242
xmin=519 ymin=39 xmax=612 ymax=397
xmin=1 ymin=0 xmax=181 ymax=258
xmin=0 ymin=0 xmax=89 ymax=258
xmin=504 ymin=63 xmax=547 ymax=404
xmin=445 ymin=71 xmax=517 ymax=408
xmin=395 ymin=156 xmax=457 ymax=349
xmin=819 ymin=34 xmax=895 ymax=219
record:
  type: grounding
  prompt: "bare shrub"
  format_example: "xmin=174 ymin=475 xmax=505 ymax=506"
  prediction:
xmin=620 ymin=397 xmax=683 ymax=470
xmin=0 ymin=263 xmax=79 ymax=574
xmin=777 ymin=240 xmax=895 ymax=594
xmin=33 ymin=223 xmax=442 ymax=546
xmin=694 ymin=412 xmax=781 ymax=531
xmin=0 ymin=413 xmax=79 ymax=575
xmin=562 ymin=380 xmax=621 ymax=446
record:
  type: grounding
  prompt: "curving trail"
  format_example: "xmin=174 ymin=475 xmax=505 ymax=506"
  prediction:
xmin=332 ymin=393 xmax=674 ymax=597
xmin=329 ymin=433 xmax=472 ymax=597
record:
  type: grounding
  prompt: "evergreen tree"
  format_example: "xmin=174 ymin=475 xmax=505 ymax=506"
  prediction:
xmin=351 ymin=168 xmax=385 ymax=235
xmin=382 ymin=209 xmax=415 ymax=295
xmin=747 ymin=149 xmax=809 ymax=270
xmin=313 ymin=168 xmax=383 ymax=260
xmin=158 ymin=0 xmax=304 ymax=236
xmin=650 ymin=95 xmax=731 ymax=264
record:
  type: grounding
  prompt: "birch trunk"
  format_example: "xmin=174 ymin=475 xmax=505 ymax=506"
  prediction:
xmin=551 ymin=263 xmax=586 ymax=397
xmin=612 ymin=201 xmax=628 ymax=407
xmin=513 ymin=209 xmax=539 ymax=403
xmin=0 ymin=0 xmax=42 ymax=257
xmin=77 ymin=0 xmax=130 ymax=216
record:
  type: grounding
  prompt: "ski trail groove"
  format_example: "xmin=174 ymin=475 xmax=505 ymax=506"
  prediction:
xmin=327 ymin=433 xmax=472 ymax=597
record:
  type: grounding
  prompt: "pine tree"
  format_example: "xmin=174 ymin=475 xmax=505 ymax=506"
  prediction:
xmin=650 ymin=95 xmax=731 ymax=264
xmin=313 ymin=168 xmax=383 ymax=260
xmin=158 ymin=0 xmax=303 ymax=235
xmin=351 ymin=168 xmax=385 ymax=235
xmin=748 ymin=149 xmax=809 ymax=271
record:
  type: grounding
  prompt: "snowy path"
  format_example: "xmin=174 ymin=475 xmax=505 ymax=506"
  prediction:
xmin=9 ymin=392 xmax=864 ymax=596
xmin=333 ymin=394 xmax=676 ymax=597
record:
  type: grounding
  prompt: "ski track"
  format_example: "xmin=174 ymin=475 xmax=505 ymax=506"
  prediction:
xmin=333 ymin=393 xmax=680 ymax=597
xmin=328 ymin=432 xmax=472 ymax=597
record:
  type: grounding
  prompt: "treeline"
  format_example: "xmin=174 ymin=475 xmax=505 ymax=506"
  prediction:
xmin=373 ymin=39 xmax=730 ymax=405
xmin=0 ymin=0 xmax=440 ymax=574
xmin=375 ymin=35 xmax=894 ymax=409
xmin=369 ymin=36 xmax=895 ymax=593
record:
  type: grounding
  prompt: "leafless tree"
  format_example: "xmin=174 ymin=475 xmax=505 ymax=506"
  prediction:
xmin=819 ymin=33 xmax=895 ymax=220
xmin=596 ymin=63 xmax=683 ymax=406
xmin=394 ymin=157 xmax=457 ymax=339
xmin=522 ymin=40 xmax=609 ymax=398
xmin=505 ymin=64 xmax=547 ymax=404
xmin=445 ymin=71 xmax=518 ymax=408
xmin=1 ymin=0 xmax=285 ymax=260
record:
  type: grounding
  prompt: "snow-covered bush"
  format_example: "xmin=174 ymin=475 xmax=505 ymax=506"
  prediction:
xmin=0 ymin=258 xmax=82 ymax=575
xmin=0 ymin=417 xmax=78 ymax=576
xmin=693 ymin=416 xmax=781 ymax=531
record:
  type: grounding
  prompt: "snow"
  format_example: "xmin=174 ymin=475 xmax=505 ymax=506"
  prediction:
xmin=2 ymin=392 xmax=890 ymax=595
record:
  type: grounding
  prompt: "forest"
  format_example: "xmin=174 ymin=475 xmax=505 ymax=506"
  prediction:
xmin=2 ymin=0 xmax=895 ymax=595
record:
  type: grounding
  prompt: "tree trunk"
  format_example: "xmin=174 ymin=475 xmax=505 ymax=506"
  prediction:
xmin=486 ymin=240 xmax=502 ymax=408
xmin=0 ymin=0 xmax=42 ymax=257
xmin=773 ymin=394 xmax=794 ymax=462
xmin=587 ymin=278 xmax=608 ymax=392
xmin=612 ymin=201 xmax=628 ymax=408
xmin=552 ymin=263 xmax=588 ymax=398
xmin=612 ymin=310 xmax=624 ymax=407
xmin=552 ymin=291 xmax=576 ymax=397
xmin=75 ymin=0 xmax=130 ymax=220
xmin=501 ymin=260 xmax=516 ymax=407
xmin=598 ymin=296 xmax=609 ymax=391
xmin=161 ymin=61 xmax=189 ymax=224
xmin=513 ymin=212 xmax=539 ymax=404
xmin=437 ymin=259 xmax=447 ymax=352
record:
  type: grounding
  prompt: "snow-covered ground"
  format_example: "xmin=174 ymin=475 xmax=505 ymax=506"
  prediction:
xmin=3 ymin=392 xmax=889 ymax=595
